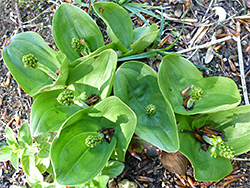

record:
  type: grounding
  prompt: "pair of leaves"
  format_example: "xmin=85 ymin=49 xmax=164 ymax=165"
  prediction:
xmin=114 ymin=61 xmax=179 ymax=152
xmin=178 ymin=104 xmax=250 ymax=181
xmin=158 ymin=54 xmax=241 ymax=115
xmin=93 ymin=2 xmax=159 ymax=56
xmin=52 ymin=3 xmax=104 ymax=62
xmin=2 ymin=32 xmax=67 ymax=98
xmin=51 ymin=96 xmax=136 ymax=185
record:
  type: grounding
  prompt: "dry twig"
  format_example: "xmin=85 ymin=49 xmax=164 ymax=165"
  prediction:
xmin=234 ymin=36 xmax=249 ymax=105
xmin=177 ymin=36 xmax=232 ymax=54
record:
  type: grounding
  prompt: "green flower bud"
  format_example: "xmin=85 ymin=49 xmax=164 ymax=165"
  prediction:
xmin=71 ymin=38 xmax=84 ymax=53
xmin=145 ymin=104 xmax=157 ymax=116
xmin=79 ymin=91 xmax=87 ymax=101
xmin=210 ymin=145 xmax=217 ymax=158
xmin=85 ymin=135 xmax=101 ymax=148
xmin=57 ymin=90 xmax=74 ymax=106
xmin=22 ymin=54 xmax=39 ymax=69
xmin=186 ymin=98 xmax=195 ymax=109
xmin=210 ymin=135 xmax=223 ymax=145
xmin=190 ymin=85 xmax=203 ymax=101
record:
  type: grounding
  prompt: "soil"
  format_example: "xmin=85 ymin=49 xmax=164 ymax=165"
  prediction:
xmin=0 ymin=0 xmax=250 ymax=187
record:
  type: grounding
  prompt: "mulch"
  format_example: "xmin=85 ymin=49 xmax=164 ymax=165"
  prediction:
xmin=0 ymin=0 xmax=250 ymax=187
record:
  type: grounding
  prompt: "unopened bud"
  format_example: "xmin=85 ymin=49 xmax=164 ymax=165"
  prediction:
xmin=22 ymin=54 xmax=39 ymax=69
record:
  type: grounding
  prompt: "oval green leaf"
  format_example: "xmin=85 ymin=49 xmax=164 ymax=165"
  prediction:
xmin=123 ymin=24 xmax=159 ymax=56
xmin=158 ymin=54 xmax=241 ymax=115
xmin=93 ymin=2 xmax=133 ymax=52
xmin=67 ymin=49 xmax=117 ymax=100
xmin=51 ymin=115 xmax=116 ymax=185
xmin=52 ymin=3 xmax=104 ymax=62
xmin=5 ymin=127 xmax=18 ymax=148
xmin=0 ymin=146 xmax=13 ymax=161
xmin=178 ymin=116 xmax=233 ymax=181
xmin=114 ymin=61 xmax=179 ymax=152
xmin=192 ymin=105 xmax=250 ymax=155
xmin=2 ymin=32 xmax=63 ymax=97
xmin=101 ymin=160 xmax=124 ymax=179
xmin=51 ymin=96 xmax=136 ymax=185
xmin=21 ymin=154 xmax=43 ymax=181
xmin=18 ymin=122 xmax=33 ymax=147
xmin=30 ymin=89 xmax=82 ymax=136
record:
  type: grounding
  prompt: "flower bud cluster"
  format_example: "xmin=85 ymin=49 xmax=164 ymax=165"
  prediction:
xmin=209 ymin=135 xmax=234 ymax=159
xmin=182 ymin=85 xmax=203 ymax=110
xmin=71 ymin=38 xmax=84 ymax=53
xmin=145 ymin=104 xmax=157 ymax=116
xmin=190 ymin=85 xmax=203 ymax=101
xmin=85 ymin=135 xmax=101 ymax=148
xmin=57 ymin=90 xmax=74 ymax=106
xmin=22 ymin=54 xmax=39 ymax=69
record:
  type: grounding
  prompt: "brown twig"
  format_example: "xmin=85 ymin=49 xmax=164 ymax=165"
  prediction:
xmin=177 ymin=36 xmax=232 ymax=53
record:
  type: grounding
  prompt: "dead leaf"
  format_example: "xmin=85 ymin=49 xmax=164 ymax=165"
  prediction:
xmin=160 ymin=151 xmax=189 ymax=175
xmin=205 ymin=33 xmax=217 ymax=64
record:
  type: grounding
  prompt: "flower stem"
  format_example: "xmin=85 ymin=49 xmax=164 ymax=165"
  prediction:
xmin=38 ymin=64 xmax=58 ymax=80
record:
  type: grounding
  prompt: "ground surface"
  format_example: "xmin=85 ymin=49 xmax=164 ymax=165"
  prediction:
xmin=0 ymin=0 xmax=250 ymax=187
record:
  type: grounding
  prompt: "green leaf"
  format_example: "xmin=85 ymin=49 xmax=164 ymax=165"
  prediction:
xmin=192 ymin=105 xmax=250 ymax=155
xmin=123 ymin=24 xmax=159 ymax=56
xmin=82 ymin=175 xmax=109 ymax=188
xmin=93 ymin=2 xmax=133 ymax=52
xmin=35 ymin=156 xmax=50 ymax=173
xmin=132 ymin=24 xmax=158 ymax=42
xmin=2 ymin=32 xmax=63 ymax=97
xmin=178 ymin=116 xmax=233 ymax=181
xmin=37 ymin=142 xmax=51 ymax=158
xmin=21 ymin=154 xmax=43 ymax=181
xmin=158 ymin=54 xmax=241 ymax=115
xmin=114 ymin=61 xmax=179 ymax=152
xmin=10 ymin=149 xmax=21 ymax=169
xmin=0 ymin=146 xmax=13 ymax=161
xmin=70 ymin=43 xmax=117 ymax=68
xmin=67 ymin=49 xmax=117 ymax=100
xmin=52 ymin=3 xmax=104 ymax=62
xmin=51 ymin=96 xmax=136 ymax=185
xmin=34 ymin=132 xmax=56 ymax=144
xmin=5 ymin=127 xmax=18 ymax=148
xmin=30 ymin=89 xmax=82 ymax=136
xmin=18 ymin=122 xmax=33 ymax=147
xmin=101 ymin=160 xmax=124 ymax=178
xmin=51 ymin=121 xmax=116 ymax=185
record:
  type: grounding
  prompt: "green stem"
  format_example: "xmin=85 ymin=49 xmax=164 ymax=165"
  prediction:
xmin=84 ymin=42 xmax=92 ymax=54
xmin=73 ymin=98 xmax=89 ymax=108
xmin=38 ymin=64 xmax=58 ymax=80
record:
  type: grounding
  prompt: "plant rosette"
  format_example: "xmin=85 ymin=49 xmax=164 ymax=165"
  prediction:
xmin=51 ymin=96 xmax=136 ymax=185
xmin=158 ymin=54 xmax=241 ymax=115
xmin=114 ymin=61 xmax=179 ymax=152
xmin=178 ymin=105 xmax=250 ymax=181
